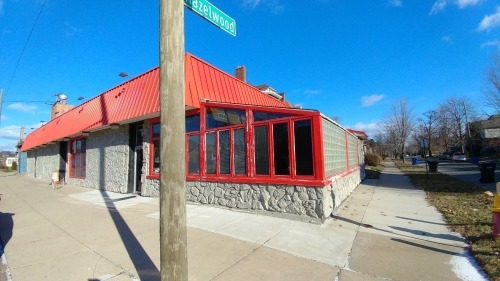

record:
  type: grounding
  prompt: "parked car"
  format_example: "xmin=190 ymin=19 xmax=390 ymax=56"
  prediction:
xmin=452 ymin=152 xmax=466 ymax=161
xmin=439 ymin=152 xmax=452 ymax=160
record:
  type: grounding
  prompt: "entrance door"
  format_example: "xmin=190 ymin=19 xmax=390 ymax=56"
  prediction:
xmin=134 ymin=146 xmax=143 ymax=193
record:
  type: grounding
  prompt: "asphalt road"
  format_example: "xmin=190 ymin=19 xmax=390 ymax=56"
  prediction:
xmin=424 ymin=159 xmax=499 ymax=192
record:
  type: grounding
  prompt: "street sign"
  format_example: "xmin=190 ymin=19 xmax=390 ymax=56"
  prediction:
xmin=184 ymin=0 xmax=236 ymax=36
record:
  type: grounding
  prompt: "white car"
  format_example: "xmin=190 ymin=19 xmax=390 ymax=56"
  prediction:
xmin=452 ymin=152 xmax=466 ymax=161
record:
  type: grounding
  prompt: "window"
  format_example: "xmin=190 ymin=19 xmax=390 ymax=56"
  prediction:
xmin=70 ymin=138 xmax=86 ymax=178
xmin=152 ymin=122 xmax=161 ymax=173
xmin=254 ymin=125 xmax=269 ymax=175
xmin=219 ymin=130 xmax=230 ymax=174
xmin=186 ymin=115 xmax=200 ymax=132
xmin=206 ymin=107 xmax=246 ymax=129
xmin=187 ymin=135 xmax=199 ymax=174
xmin=233 ymin=128 xmax=246 ymax=174
xmin=206 ymin=132 xmax=216 ymax=174
xmin=253 ymin=111 xmax=292 ymax=122
xmin=294 ymin=120 xmax=313 ymax=175
xmin=273 ymin=123 xmax=289 ymax=175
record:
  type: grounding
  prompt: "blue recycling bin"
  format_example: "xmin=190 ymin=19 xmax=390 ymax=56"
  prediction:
xmin=411 ymin=158 xmax=419 ymax=165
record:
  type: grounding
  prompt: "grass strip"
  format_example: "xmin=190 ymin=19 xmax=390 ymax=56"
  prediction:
xmin=395 ymin=160 xmax=500 ymax=281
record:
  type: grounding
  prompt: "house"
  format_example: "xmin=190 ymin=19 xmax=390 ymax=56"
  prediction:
xmin=0 ymin=152 xmax=16 ymax=168
xmin=21 ymin=53 xmax=367 ymax=219
xmin=470 ymin=114 xmax=500 ymax=149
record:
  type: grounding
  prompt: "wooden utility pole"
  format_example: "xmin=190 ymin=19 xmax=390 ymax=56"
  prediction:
xmin=159 ymin=0 xmax=187 ymax=280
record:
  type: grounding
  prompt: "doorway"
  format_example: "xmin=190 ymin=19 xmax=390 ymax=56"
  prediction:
xmin=134 ymin=146 xmax=143 ymax=193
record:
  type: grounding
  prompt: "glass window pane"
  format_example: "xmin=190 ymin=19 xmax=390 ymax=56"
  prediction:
xmin=206 ymin=132 xmax=216 ymax=174
xmin=153 ymin=123 xmax=160 ymax=137
xmin=219 ymin=130 xmax=230 ymax=174
xmin=253 ymin=111 xmax=292 ymax=122
xmin=234 ymin=129 xmax=246 ymax=174
xmin=188 ymin=135 xmax=199 ymax=174
xmin=186 ymin=115 xmax=200 ymax=132
xmin=254 ymin=126 xmax=269 ymax=175
xmin=206 ymin=107 xmax=246 ymax=129
xmin=273 ymin=123 xmax=289 ymax=175
xmin=294 ymin=120 xmax=313 ymax=175
xmin=153 ymin=140 xmax=160 ymax=173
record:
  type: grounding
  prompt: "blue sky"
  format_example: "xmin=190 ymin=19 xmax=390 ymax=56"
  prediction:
xmin=1 ymin=0 xmax=499 ymax=151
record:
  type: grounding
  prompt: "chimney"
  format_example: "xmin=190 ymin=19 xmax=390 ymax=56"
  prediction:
xmin=279 ymin=92 xmax=285 ymax=101
xmin=235 ymin=65 xmax=246 ymax=82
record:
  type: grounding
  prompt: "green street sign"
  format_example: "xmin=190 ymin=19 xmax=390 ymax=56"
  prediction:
xmin=184 ymin=0 xmax=236 ymax=36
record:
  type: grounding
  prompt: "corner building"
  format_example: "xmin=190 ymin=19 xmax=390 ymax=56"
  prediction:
xmin=21 ymin=53 xmax=367 ymax=219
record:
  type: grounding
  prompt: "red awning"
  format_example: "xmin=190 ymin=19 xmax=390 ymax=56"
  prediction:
xmin=21 ymin=53 xmax=290 ymax=151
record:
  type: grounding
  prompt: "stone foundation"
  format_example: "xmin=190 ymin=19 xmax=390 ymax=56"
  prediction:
xmin=141 ymin=167 xmax=364 ymax=219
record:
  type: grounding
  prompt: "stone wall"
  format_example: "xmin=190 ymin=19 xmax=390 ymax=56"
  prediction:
xmin=141 ymin=166 xmax=364 ymax=219
xmin=67 ymin=126 xmax=130 ymax=193
xmin=26 ymin=144 xmax=60 ymax=181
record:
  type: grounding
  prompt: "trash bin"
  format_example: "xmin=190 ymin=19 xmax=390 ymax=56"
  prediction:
xmin=478 ymin=161 xmax=496 ymax=183
xmin=411 ymin=158 xmax=419 ymax=165
xmin=427 ymin=161 xmax=438 ymax=173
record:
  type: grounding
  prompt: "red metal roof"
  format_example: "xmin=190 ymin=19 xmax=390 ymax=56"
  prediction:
xmin=347 ymin=129 xmax=369 ymax=140
xmin=21 ymin=53 xmax=291 ymax=151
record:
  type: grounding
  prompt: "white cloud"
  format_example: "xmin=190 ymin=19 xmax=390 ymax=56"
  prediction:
xmin=304 ymin=89 xmax=321 ymax=96
xmin=7 ymin=103 xmax=38 ymax=113
xmin=388 ymin=0 xmax=402 ymax=7
xmin=242 ymin=0 xmax=284 ymax=13
xmin=0 ymin=126 xmax=22 ymax=140
xmin=63 ymin=22 xmax=81 ymax=37
xmin=456 ymin=0 xmax=480 ymax=8
xmin=429 ymin=0 xmax=447 ymax=15
xmin=441 ymin=35 xmax=453 ymax=42
xmin=350 ymin=122 xmax=381 ymax=139
xmin=429 ymin=0 xmax=481 ymax=15
xmin=481 ymin=39 xmax=500 ymax=48
xmin=242 ymin=0 xmax=261 ymax=9
xmin=361 ymin=94 xmax=385 ymax=107
xmin=478 ymin=7 xmax=500 ymax=32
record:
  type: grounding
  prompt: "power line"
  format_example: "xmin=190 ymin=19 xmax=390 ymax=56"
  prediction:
xmin=5 ymin=0 xmax=47 ymax=95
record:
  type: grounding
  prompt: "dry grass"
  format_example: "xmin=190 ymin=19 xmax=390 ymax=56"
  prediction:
xmin=395 ymin=160 xmax=500 ymax=281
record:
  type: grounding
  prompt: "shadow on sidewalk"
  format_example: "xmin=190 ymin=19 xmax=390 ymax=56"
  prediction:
xmin=0 ymin=211 xmax=14 ymax=254
xmin=93 ymin=96 xmax=159 ymax=281
xmin=333 ymin=214 xmax=464 ymax=253
xmin=98 ymin=190 xmax=159 ymax=281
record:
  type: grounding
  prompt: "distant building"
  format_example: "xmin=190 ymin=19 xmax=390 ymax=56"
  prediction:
xmin=0 ymin=151 xmax=16 ymax=168
xmin=471 ymin=114 xmax=500 ymax=149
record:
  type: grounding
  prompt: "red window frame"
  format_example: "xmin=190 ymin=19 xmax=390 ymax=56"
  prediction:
xmin=252 ymin=116 xmax=316 ymax=180
xmin=148 ymin=102 xmax=329 ymax=186
xmin=69 ymin=138 xmax=86 ymax=178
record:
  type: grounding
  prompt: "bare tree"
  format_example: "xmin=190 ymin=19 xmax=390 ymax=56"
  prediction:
xmin=418 ymin=110 xmax=439 ymax=157
xmin=382 ymin=99 xmax=417 ymax=163
xmin=483 ymin=53 xmax=500 ymax=114
xmin=438 ymin=96 xmax=476 ymax=154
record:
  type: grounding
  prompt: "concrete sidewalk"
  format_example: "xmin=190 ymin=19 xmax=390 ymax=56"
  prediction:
xmin=0 ymin=162 xmax=488 ymax=281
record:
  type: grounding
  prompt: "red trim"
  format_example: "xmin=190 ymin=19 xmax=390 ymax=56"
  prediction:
xmin=313 ymin=115 xmax=325 ymax=181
